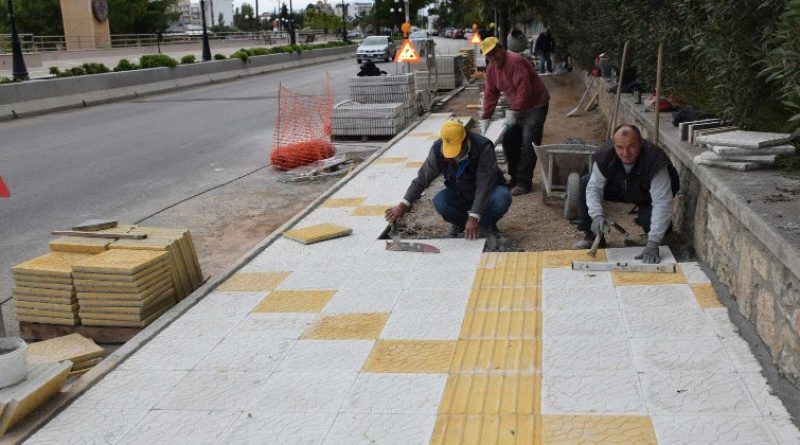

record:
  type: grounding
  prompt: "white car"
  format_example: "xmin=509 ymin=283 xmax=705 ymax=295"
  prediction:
xmin=356 ymin=36 xmax=397 ymax=63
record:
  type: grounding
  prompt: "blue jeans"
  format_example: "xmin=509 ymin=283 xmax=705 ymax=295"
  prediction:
xmin=433 ymin=186 xmax=512 ymax=229
xmin=539 ymin=52 xmax=553 ymax=73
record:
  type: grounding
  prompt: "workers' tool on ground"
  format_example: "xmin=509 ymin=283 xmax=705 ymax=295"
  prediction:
xmin=653 ymin=41 xmax=664 ymax=147
xmin=572 ymin=261 xmax=676 ymax=273
xmin=587 ymin=233 xmax=604 ymax=257
xmin=71 ymin=219 xmax=118 ymax=232
xmin=51 ymin=230 xmax=146 ymax=240
xmin=566 ymin=77 xmax=599 ymax=117
xmin=385 ymin=224 xmax=440 ymax=253
xmin=607 ymin=40 xmax=630 ymax=140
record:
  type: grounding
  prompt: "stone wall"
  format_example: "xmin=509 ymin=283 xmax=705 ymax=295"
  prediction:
xmin=586 ymin=74 xmax=800 ymax=385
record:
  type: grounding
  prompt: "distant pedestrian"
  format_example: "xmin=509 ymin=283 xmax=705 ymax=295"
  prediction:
xmin=534 ymin=29 xmax=555 ymax=74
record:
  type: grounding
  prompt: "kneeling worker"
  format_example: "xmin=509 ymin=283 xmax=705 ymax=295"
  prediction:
xmin=385 ymin=120 xmax=512 ymax=239
xmin=575 ymin=124 xmax=680 ymax=263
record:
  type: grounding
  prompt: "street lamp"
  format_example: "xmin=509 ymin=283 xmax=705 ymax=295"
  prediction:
xmin=245 ymin=14 xmax=252 ymax=34
xmin=6 ymin=0 xmax=29 ymax=80
xmin=199 ymin=0 xmax=212 ymax=61
xmin=288 ymin=0 xmax=296 ymax=45
xmin=341 ymin=0 xmax=347 ymax=42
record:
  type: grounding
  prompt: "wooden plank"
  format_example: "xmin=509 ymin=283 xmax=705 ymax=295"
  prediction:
xmin=51 ymin=230 xmax=146 ymax=240
xmin=19 ymin=321 xmax=142 ymax=344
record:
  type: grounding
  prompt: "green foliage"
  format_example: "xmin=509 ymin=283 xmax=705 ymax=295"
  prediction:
xmin=139 ymin=54 xmax=178 ymax=68
xmin=231 ymin=49 xmax=250 ymax=62
xmin=229 ymin=42 xmax=349 ymax=60
xmin=114 ymin=59 xmax=140 ymax=72
xmin=0 ymin=0 xmax=63 ymax=36
xmin=761 ymin=0 xmax=800 ymax=130
xmin=181 ymin=54 xmax=197 ymax=64
xmin=48 ymin=63 xmax=109 ymax=77
xmin=108 ymin=0 xmax=181 ymax=34
xmin=214 ymin=53 xmax=227 ymax=60
xmin=0 ymin=77 xmax=14 ymax=84
xmin=49 ymin=66 xmax=61 ymax=77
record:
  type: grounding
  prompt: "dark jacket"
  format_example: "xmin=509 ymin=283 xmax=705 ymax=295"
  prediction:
xmin=593 ymin=139 xmax=680 ymax=204
xmin=534 ymin=32 xmax=555 ymax=54
xmin=404 ymin=132 xmax=506 ymax=216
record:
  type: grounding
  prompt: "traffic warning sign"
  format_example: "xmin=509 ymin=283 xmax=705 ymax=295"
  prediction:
xmin=395 ymin=39 xmax=421 ymax=63
xmin=0 ymin=175 xmax=9 ymax=198
xmin=470 ymin=32 xmax=482 ymax=45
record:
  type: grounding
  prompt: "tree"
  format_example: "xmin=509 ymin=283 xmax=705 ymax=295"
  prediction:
xmin=0 ymin=0 xmax=63 ymax=36
xmin=107 ymin=0 xmax=180 ymax=34
xmin=233 ymin=3 xmax=255 ymax=30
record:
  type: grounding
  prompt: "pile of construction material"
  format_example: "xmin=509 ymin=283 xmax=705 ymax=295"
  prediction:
xmin=0 ymin=360 xmax=71 ymax=436
xmin=12 ymin=252 xmax=91 ymax=326
xmin=457 ymin=48 xmax=476 ymax=78
xmin=332 ymin=101 xmax=406 ymax=136
xmin=332 ymin=74 xmax=417 ymax=137
xmin=414 ymin=55 xmax=464 ymax=91
xmin=26 ymin=333 xmax=104 ymax=377
xmin=694 ymin=130 xmax=797 ymax=171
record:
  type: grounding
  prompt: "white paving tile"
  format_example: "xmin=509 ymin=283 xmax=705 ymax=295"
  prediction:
xmin=542 ymin=269 xmax=613 ymax=288
xmin=543 ymin=308 xmax=626 ymax=337
xmin=118 ymin=410 xmax=239 ymax=445
xmin=616 ymin=284 xmax=698 ymax=309
xmin=630 ymin=338 xmax=734 ymax=372
xmin=321 ymin=286 xmax=402 ymax=314
xmin=541 ymin=285 xmax=619 ymax=311
xmin=180 ymin=291 xmax=267 ymax=322
xmin=223 ymin=412 xmax=337 ymax=445
xmin=277 ymin=269 xmax=352 ymax=289
xmin=739 ymin=372 xmax=793 ymax=418
xmin=408 ymin=268 xmax=477 ymax=290
xmin=542 ymin=372 xmax=646 ymax=414
xmin=323 ymin=413 xmax=438 ymax=445
xmin=380 ymin=310 xmax=464 ymax=340
xmin=721 ymin=337 xmax=765 ymax=373
xmin=195 ymin=337 xmax=295 ymax=371
xmin=353 ymin=251 xmax=423 ymax=272
xmin=156 ymin=370 xmax=268 ymax=410
xmin=642 ymin=372 xmax=759 ymax=415
xmin=765 ymin=416 xmax=800 ymax=445
xmin=25 ymin=408 xmax=149 ymax=445
xmin=543 ymin=337 xmax=635 ymax=372
xmin=624 ymin=306 xmax=715 ymax=338
xmin=344 ymin=373 xmax=448 ymax=414
xmin=250 ymin=371 xmax=358 ymax=413
xmin=341 ymin=269 xmax=412 ymax=290
xmin=705 ymin=308 xmax=740 ymax=338
xmin=393 ymin=288 xmax=470 ymax=314
xmin=71 ymin=370 xmax=188 ymax=410
xmin=117 ymin=333 xmax=223 ymax=371
xmin=278 ymin=340 xmax=374 ymax=372
xmin=605 ymin=246 xmax=676 ymax=263
xmin=680 ymin=262 xmax=712 ymax=283
xmin=237 ymin=313 xmax=320 ymax=339
xmin=651 ymin=415 xmax=777 ymax=445
xmin=158 ymin=318 xmax=238 ymax=340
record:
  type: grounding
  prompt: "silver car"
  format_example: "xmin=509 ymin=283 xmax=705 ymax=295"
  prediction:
xmin=409 ymin=31 xmax=434 ymax=59
xmin=356 ymin=36 xmax=397 ymax=63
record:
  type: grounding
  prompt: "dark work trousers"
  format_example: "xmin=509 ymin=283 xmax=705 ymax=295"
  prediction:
xmin=576 ymin=174 xmax=656 ymax=235
xmin=501 ymin=105 xmax=549 ymax=190
xmin=433 ymin=186 xmax=512 ymax=230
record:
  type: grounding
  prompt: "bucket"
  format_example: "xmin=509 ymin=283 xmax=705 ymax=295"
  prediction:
xmin=0 ymin=337 xmax=28 ymax=388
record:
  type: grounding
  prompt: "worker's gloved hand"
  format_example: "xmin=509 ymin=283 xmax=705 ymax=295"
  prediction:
xmin=590 ymin=216 xmax=607 ymax=237
xmin=479 ymin=119 xmax=490 ymax=135
xmin=384 ymin=203 xmax=408 ymax=224
xmin=503 ymin=110 xmax=517 ymax=129
xmin=635 ymin=241 xmax=661 ymax=264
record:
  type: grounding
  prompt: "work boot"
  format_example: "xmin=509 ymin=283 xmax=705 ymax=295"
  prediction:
xmin=573 ymin=233 xmax=606 ymax=250
xmin=511 ymin=185 xmax=531 ymax=196
xmin=448 ymin=225 xmax=464 ymax=238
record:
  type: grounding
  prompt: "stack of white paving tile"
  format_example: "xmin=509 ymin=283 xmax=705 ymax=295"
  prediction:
xmin=347 ymin=74 xmax=417 ymax=126
xmin=695 ymin=130 xmax=797 ymax=171
xmin=413 ymin=55 xmax=464 ymax=91
xmin=26 ymin=333 xmax=105 ymax=377
xmin=332 ymin=101 xmax=406 ymax=136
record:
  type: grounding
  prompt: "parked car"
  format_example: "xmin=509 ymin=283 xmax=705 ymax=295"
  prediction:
xmin=356 ymin=35 xmax=397 ymax=63
xmin=347 ymin=30 xmax=362 ymax=39
xmin=409 ymin=30 xmax=435 ymax=58
xmin=453 ymin=29 xmax=464 ymax=39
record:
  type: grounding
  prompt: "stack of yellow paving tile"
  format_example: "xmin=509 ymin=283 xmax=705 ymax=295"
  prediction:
xmin=48 ymin=236 xmax=110 ymax=254
xmin=11 ymin=252 xmax=93 ymax=326
xmin=26 ymin=333 xmax=105 ymax=377
xmin=72 ymin=249 xmax=176 ymax=327
xmin=107 ymin=226 xmax=203 ymax=301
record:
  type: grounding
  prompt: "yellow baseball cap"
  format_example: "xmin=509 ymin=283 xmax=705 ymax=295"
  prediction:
xmin=440 ymin=120 xmax=466 ymax=158
xmin=480 ymin=36 xmax=499 ymax=56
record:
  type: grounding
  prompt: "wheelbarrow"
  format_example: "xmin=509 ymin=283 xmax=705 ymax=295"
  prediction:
xmin=532 ymin=143 xmax=598 ymax=220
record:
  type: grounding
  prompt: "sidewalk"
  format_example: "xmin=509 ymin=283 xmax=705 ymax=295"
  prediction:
xmin=23 ymin=112 xmax=800 ymax=444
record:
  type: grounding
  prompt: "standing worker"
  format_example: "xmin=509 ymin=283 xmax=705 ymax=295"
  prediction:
xmin=574 ymin=124 xmax=680 ymax=264
xmin=534 ymin=29 xmax=555 ymax=74
xmin=479 ymin=37 xmax=550 ymax=196
xmin=385 ymin=120 xmax=512 ymax=239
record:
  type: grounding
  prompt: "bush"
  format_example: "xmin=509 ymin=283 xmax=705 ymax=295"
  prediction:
xmin=81 ymin=62 xmax=109 ymax=75
xmin=0 ymin=77 xmax=12 ymax=84
xmin=49 ymin=66 xmax=61 ymax=76
xmin=66 ymin=66 xmax=86 ymax=77
xmin=139 ymin=53 xmax=178 ymax=69
xmin=181 ymin=54 xmax=196 ymax=64
xmin=214 ymin=53 xmax=227 ymax=60
xmin=231 ymin=49 xmax=249 ymax=62
xmin=114 ymin=58 xmax=139 ymax=72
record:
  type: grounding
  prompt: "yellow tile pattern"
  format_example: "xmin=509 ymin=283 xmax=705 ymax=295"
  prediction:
xmin=691 ymin=283 xmax=724 ymax=308
xmin=459 ymin=311 xmax=539 ymax=339
xmin=351 ymin=205 xmax=392 ymax=217
xmin=217 ymin=271 xmax=291 ymax=291
xmin=302 ymin=313 xmax=389 ymax=339
xmin=450 ymin=340 xmax=537 ymax=373
xmin=439 ymin=375 xmax=539 ymax=414
xmin=611 ymin=269 xmax=687 ymax=286
xmin=11 ymin=252 xmax=93 ymax=278
xmin=541 ymin=249 xmax=607 ymax=269
xmin=251 ymin=290 xmax=336 ymax=313
xmin=373 ymin=157 xmax=407 ymax=164
xmin=541 ymin=415 xmax=658 ymax=445
xmin=467 ymin=288 xmax=539 ymax=312
xmin=430 ymin=414 xmax=537 ymax=445
xmin=363 ymin=340 xmax=456 ymax=373
xmin=48 ymin=236 xmax=111 ymax=254
xmin=72 ymin=249 xmax=169 ymax=275
xmin=405 ymin=161 xmax=424 ymax=168
xmin=321 ymin=197 xmax=367 ymax=208
xmin=409 ymin=131 xmax=438 ymax=139
xmin=283 ymin=223 xmax=352 ymax=245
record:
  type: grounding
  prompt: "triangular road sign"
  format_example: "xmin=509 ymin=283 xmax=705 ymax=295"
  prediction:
xmin=0 ymin=175 xmax=9 ymax=198
xmin=395 ymin=39 xmax=421 ymax=63
xmin=470 ymin=32 xmax=482 ymax=45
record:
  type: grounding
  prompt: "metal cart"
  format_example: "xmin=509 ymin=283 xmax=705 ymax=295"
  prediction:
xmin=532 ymin=143 xmax=598 ymax=219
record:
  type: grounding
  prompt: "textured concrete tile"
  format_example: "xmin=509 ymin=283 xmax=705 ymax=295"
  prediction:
xmin=217 ymin=271 xmax=291 ymax=291
xmin=438 ymin=374 xmax=539 ymax=415
xmin=156 ymin=370 xmax=267 ymax=410
xmin=343 ymin=269 xmax=412 ymax=290
xmin=542 ymin=269 xmax=612 ymax=288
xmin=283 ymin=223 xmax=352 ymax=245
xmin=543 ymin=309 xmax=625 ymax=337
xmin=181 ymin=291 xmax=267 ymax=322
xmin=765 ymin=416 xmax=800 ymax=445
xmin=678 ymin=262 xmax=712 ymax=284
xmin=630 ymin=338 xmax=734 ymax=372
xmin=459 ymin=311 xmax=538 ymax=339
xmin=196 ymin=337 xmax=294 ymax=371
xmin=541 ymin=285 xmax=617 ymax=311
xmin=431 ymin=414 xmax=537 ymax=445
xmin=363 ymin=340 xmax=456 ymax=373
xmin=720 ymin=337 xmax=765 ymax=373
xmin=223 ymin=412 xmax=336 ymax=445
xmin=72 ymin=370 xmax=188 ymax=410
xmin=478 ymin=252 xmax=540 ymax=270
xmin=118 ymin=410 xmax=239 ymax=445
xmin=345 ymin=373 xmax=448 ymax=414
xmin=651 ymin=415 xmax=776 ymax=445
xmin=352 ymin=205 xmax=393 ymax=216
xmin=393 ymin=288 xmax=470 ymax=314
xmin=541 ymin=415 xmax=657 ymax=445
xmin=739 ymin=372 xmax=792 ymax=418
xmin=543 ymin=337 xmax=634 ymax=372
xmin=251 ymin=290 xmax=336 ymax=313
xmin=322 ymin=197 xmax=367 ymax=208
xmin=25 ymin=408 xmax=149 ymax=445
xmin=278 ymin=340 xmax=374 ymax=372
xmin=623 ymin=306 xmax=715 ymax=338
xmin=405 ymin=161 xmax=424 ymax=168
xmin=541 ymin=249 xmax=608 ymax=268
xmin=373 ymin=157 xmax=408 ymax=164
xmin=249 ymin=371 xmax=357 ymax=412
xmin=381 ymin=310 xmax=464 ymax=340
xmin=605 ymin=246 xmax=676 ymax=263
xmin=411 ymin=268 xmax=479 ymax=291
xmin=467 ymin=287 xmax=539 ymax=312
xmin=355 ymin=251 xmax=422 ymax=271
xmin=237 ymin=313 xmax=320 ymax=339
xmin=704 ymin=308 xmax=739 ymax=338
xmin=612 ymin=270 xmax=687 ymax=286
xmin=117 ymin=335 xmax=222 ymax=371
xmin=472 ymin=266 xmax=539 ymax=289
xmin=642 ymin=372 xmax=759 ymax=415
xmin=542 ymin=372 xmax=645 ymax=414
xmin=303 ymin=313 xmax=389 ymax=339
xmin=321 ymin=286 xmax=402 ymax=314
xmin=616 ymin=284 xmax=697 ymax=309
xmin=691 ymin=283 xmax=724 ymax=308
xmin=278 ymin=270 xmax=351 ymax=289
xmin=450 ymin=339 xmax=538 ymax=374
xmin=323 ymin=413 xmax=437 ymax=445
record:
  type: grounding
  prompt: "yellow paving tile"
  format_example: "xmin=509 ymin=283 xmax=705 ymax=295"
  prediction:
xmin=352 ymin=205 xmax=392 ymax=216
xmin=691 ymin=283 xmax=724 ymax=308
xmin=218 ymin=271 xmax=291 ymax=291
xmin=611 ymin=269 xmax=687 ymax=286
xmin=430 ymin=415 xmax=536 ymax=445
xmin=450 ymin=340 xmax=537 ymax=374
xmin=283 ymin=223 xmax=352 ymax=245
xmin=541 ymin=249 xmax=607 ymax=268
xmin=363 ymin=340 xmax=456 ymax=373
xmin=439 ymin=375 xmax=539 ymax=415
xmin=405 ymin=161 xmax=424 ymax=168
xmin=409 ymin=131 xmax=438 ymax=139
xmin=541 ymin=415 xmax=657 ymax=445
xmin=460 ymin=311 xmax=539 ymax=339
xmin=48 ymin=236 xmax=111 ymax=254
xmin=472 ymin=269 xmax=539 ymax=288
xmin=466 ymin=288 xmax=539 ymax=312
xmin=321 ymin=197 xmax=367 ymax=208
xmin=373 ymin=157 xmax=407 ymax=164
xmin=478 ymin=252 xmax=540 ymax=271
xmin=302 ymin=312 xmax=389 ymax=339
xmin=251 ymin=289 xmax=335 ymax=313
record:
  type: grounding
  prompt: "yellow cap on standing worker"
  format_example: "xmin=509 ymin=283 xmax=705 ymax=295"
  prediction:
xmin=480 ymin=36 xmax=499 ymax=56
xmin=440 ymin=120 xmax=466 ymax=158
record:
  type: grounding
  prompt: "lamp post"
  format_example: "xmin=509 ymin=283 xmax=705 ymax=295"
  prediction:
xmin=341 ymin=0 xmax=347 ymax=42
xmin=199 ymin=0 xmax=212 ymax=61
xmin=288 ymin=0 xmax=296 ymax=45
xmin=6 ymin=0 xmax=29 ymax=81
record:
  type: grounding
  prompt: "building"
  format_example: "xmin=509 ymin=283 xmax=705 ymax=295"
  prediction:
xmin=170 ymin=0 xmax=232 ymax=32
xmin=351 ymin=1 xmax=372 ymax=17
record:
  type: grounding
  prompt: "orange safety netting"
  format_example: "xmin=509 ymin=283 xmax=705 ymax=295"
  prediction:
xmin=270 ymin=74 xmax=334 ymax=171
